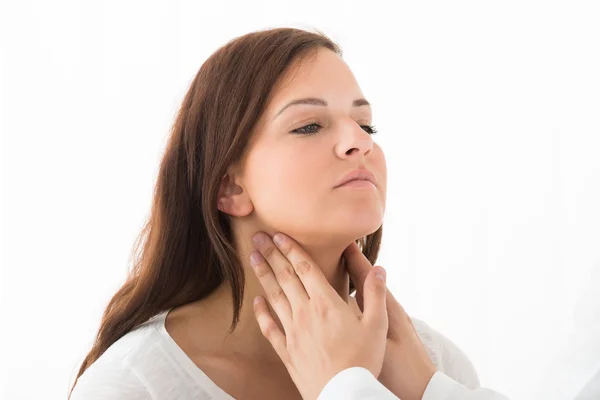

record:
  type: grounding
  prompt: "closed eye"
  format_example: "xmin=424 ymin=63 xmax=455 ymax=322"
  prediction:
xmin=291 ymin=123 xmax=377 ymax=135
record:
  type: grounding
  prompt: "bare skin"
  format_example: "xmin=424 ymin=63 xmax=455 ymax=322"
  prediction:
xmin=165 ymin=287 xmax=306 ymax=399
xmin=164 ymin=289 xmax=363 ymax=399
xmin=249 ymin=233 xmax=389 ymax=400
xmin=164 ymin=243 xmax=364 ymax=399
xmin=250 ymin=233 xmax=438 ymax=400
xmin=165 ymin=47 xmax=389 ymax=399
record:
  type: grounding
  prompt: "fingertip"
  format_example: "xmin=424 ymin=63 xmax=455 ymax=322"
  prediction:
xmin=373 ymin=266 xmax=386 ymax=282
xmin=343 ymin=241 xmax=360 ymax=255
xmin=362 ymin=270 xmax=389 ymax=330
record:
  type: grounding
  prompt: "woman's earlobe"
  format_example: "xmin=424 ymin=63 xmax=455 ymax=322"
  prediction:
xmin=217 ymin=193 xmax=254 ymax=217
xmin=217 ymin=196 xmax=234 ymax=214
xmin=217 ymin=197 xmax=226 ymax=212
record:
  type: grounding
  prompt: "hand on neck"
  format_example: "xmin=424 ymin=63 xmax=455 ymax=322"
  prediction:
xmin=188 ymin=226 xmax=355 ymax=364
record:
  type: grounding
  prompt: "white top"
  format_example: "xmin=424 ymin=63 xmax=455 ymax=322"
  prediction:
xmin=70 ymin=309 xmax=508 ymax=400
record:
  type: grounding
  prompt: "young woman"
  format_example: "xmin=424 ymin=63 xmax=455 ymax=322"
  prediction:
xmin=69 ymin=27 xmax=506 ymax=399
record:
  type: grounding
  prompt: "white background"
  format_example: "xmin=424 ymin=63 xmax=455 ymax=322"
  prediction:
xmin=1 ymin=1 xmax=599 ymax=399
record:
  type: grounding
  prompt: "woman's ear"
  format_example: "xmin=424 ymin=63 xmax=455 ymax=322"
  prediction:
xmin=217 ymin=173 xmax=254 ymax=217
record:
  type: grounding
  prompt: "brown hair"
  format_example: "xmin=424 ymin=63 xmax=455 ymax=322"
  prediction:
xmin=69 ymin=27 xmax=383 ymax=397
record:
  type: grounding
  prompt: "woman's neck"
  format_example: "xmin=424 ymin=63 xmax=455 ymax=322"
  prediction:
xmin=179 ymin=241 xmax=351 ymax=365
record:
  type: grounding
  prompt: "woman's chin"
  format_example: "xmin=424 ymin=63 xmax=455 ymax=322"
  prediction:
xmin=342 ymin=209 xmax=383 ymax=231
xmin=326 ymin=218 xmax=383 ymax=242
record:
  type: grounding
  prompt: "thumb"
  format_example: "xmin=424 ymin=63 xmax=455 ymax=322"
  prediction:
xmin=343 ymin=242 xmax=373 ymax=307
xmin=384 ymin=286 xmax=413 ymax=341
xmin=362 ymin=266 xmax=388 ymax=332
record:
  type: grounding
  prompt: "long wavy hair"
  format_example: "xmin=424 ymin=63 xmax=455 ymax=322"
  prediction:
xmin=69 ymin=26 xmax=383 ymax=397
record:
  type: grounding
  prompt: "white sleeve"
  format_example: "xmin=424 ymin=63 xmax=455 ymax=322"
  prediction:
xmin=317 ymin=367 xmax=400 ymax=400
xmin=317 ymin=367 xmax=509 ymax=400
xmin=421 ymin=324 xmax=510 ymax=400
xmin=433 ymin=325 xmax=482 ymax=389
xmin=69 ymin=358 xmax=153 ymax=400
xmin=422 ymin=371 xmax=510 ymax=400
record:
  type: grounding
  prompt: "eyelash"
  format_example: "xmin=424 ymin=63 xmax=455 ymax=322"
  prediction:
xmin=291 ymin=123 xmax=378 ymax=136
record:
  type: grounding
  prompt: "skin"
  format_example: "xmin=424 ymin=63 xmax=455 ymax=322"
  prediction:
xmin=251 ymin=234 xmax=438 ymax=400
xmin=249 ymin=234 xmax=390 ymax=400
xmin=165 ymin=47 xmax=397 ymax=398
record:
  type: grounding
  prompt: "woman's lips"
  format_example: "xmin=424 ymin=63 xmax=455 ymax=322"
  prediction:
xmin=336 ymin=179 xmax=377 ymax=189
xmin=334 ymin=168 xmax=378 ymax=188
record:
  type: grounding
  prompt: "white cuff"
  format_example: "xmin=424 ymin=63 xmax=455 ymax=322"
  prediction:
xmin=317 ymin=367 xmax=399 ymax=400
xmin=422 ymin=371 xmax=462 ymax=400
xmin=422 ymin=371 xmax=510 ymax=400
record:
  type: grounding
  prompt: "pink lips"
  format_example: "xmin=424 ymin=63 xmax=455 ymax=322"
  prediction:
xmin=334 ymin=168 xmax=377 ymax=188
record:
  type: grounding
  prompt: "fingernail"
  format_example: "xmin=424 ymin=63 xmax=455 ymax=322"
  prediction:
xmin=252 ymin=233 xmax=265 ymax=247
xmin=254 ymin=296 xmax=262 ymax=305
xmin=273 ymin=233 xmax=284 ymax=247
xmin=375 ymin=267 xmax=386 ymax=282
xmin=250 ymin=251 xmax=262 ymax=266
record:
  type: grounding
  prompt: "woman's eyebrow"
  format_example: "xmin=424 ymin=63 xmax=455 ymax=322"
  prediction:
xmin=273 ymin=97 xmax=371 ymax=121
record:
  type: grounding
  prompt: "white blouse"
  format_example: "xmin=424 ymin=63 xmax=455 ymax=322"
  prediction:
xmin=70 ymin=309 xmax=508 ymax=399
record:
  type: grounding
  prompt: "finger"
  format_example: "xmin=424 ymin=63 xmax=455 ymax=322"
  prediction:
xmin=252 ymin=232 xmax=310 ymax=308
xmin=343 ymin=241 xmax=373 ymax=298
xmin=253 ymin=296 xmax=289 ymax=364
xmin=354 ymin=272 xmax=391 ymax=315
xmin=384 ymin=288 xmax=412 ymax=341
xmin=271 ymin=232 xmax=339 ymax=301
xmin=361 ymin=266 xmax=389 ymax=335
xmin=249 ymin=250 xmax=293 ymax=327
xmin=355 ymin=287 xmax=364 ymax=312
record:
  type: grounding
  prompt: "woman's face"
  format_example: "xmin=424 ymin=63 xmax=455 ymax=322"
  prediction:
xmin=240 ymin=48 xmax=387 ymax=246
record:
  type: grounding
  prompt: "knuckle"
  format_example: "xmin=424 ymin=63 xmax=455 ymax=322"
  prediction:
xmin=263 ymin=321 xmax=279 ymax=339
xmin=269 ymin=288 xmax=286 ymax=303
xmin=253 ymin=264 xmax=271 ymax=279
xmin=277 ymin=240 xmax=292 ymax=256
xmin=262 ymin=243 xmax=275 ymax=259
xmin=295 ymin=260 xmax=311 ymax=276
xmin=276 ymin=265 xmax=295 ymax=283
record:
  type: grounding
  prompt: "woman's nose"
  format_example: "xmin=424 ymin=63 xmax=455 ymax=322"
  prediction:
xmin=335 ymin=121 xmax=374 ymax=159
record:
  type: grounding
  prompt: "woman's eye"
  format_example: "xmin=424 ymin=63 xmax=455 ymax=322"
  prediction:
xmin=291 ymin=123 xmax=378 ymax=135
xmin=291 ymin=123 xmax=322 ymax=135
xmin=362 ymin=124 xmax=377 ymax=135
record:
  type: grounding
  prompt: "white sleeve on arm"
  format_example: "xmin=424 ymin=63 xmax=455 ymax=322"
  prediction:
xmin=317 ymin=366 xmax=509 ymax=400
xmin=422 ymin=326 xmax=510 ymax=400
xmin=69 ymin=358 xmax=153 ymax=400
xmin=317 ymin=322 xmax=511 ymax=400
xmin=423 ymin=371 xmax=509 ymax=400
xmin=317 ymin=367 xmax=399 ymax=400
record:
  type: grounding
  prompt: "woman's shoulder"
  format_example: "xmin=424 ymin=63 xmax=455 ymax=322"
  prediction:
xmin=70 ymin=312 xmax=171 ymax=399
xmin=70 ymin=353 xmax=152 ymax=400
xmin=409 ymin=316 xmax=482 ymax=390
